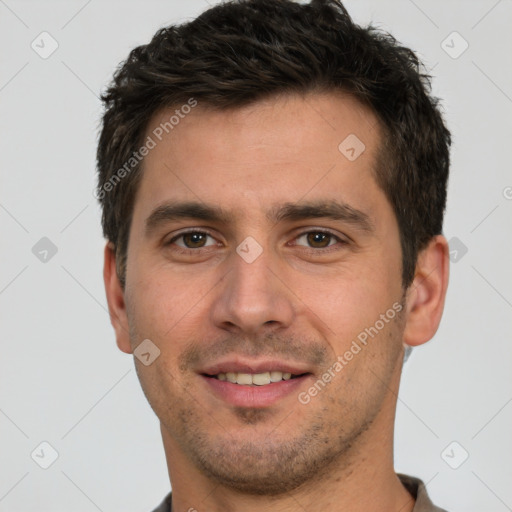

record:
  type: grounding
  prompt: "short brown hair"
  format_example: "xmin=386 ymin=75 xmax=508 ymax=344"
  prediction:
xmin=96 ymin=0 xmax=451 ymax=289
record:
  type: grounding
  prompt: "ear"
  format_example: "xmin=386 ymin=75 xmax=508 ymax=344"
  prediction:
xmin=403 ymin=235 xmax=450 ymax=347
xmin=103 ymin=241 xmax=133 ymax=354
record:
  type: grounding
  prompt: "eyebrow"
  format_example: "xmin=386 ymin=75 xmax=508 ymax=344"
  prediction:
xmin=144 ymin=199 xmax=374 ymax=237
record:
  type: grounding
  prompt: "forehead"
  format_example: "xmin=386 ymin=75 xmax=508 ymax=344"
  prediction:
xmin=132 ymin=91 xmax=385 ymax=227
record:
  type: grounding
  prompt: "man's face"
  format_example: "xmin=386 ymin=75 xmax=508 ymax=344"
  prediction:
xmin=121 ymin=92 xmax=406 ymax=493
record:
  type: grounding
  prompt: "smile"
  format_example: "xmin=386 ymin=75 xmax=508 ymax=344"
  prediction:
xmin=201 ymin=372 xmax=311 ymax=408
xmin=212 ymin=371 xmax=300 ymax=385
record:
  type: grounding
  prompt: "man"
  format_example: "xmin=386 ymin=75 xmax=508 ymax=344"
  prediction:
xmin=97 ymin=0 xmax=451 ymax=510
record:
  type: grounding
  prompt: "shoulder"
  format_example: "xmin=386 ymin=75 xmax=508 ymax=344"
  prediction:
xmin=398 ymin=473 xmax=449 ymax=512
xmin=149 ymin=491 xmax=172 ymax=512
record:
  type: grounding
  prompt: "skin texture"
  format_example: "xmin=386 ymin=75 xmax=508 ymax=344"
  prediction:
xmin=104 ymin=92 xmax=449 ymax=512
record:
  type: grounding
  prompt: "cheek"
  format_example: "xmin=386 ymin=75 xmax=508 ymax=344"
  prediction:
xmin=125 ymin=268 xmax=218 ymax=374
xmin=127 ymin=264 xmax=207 ymax=332
xmin=292 ymin=262 xmax=400 ymax=344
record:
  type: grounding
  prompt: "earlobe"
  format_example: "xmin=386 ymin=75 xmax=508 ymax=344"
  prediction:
xmin=403 ymin=235 xmax=450 ymax=347
xmin=103 ymin=241 xmax=133 ymax=354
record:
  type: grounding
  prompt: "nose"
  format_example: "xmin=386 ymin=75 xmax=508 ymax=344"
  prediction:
xmin=209 ymin=245 xmax=295 ymax=337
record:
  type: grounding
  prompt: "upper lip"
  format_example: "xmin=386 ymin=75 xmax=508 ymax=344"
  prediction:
xmin=200 ymin=357 xmax=312 ymax=376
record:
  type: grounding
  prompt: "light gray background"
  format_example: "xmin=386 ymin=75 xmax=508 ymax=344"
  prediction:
xmin=1 ymin=1 xmax=511 ymax=511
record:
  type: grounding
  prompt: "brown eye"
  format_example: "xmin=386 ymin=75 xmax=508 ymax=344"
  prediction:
xmin=306 ymin=232 xmax=332 ymax=248
xmin=295 ymin=231 xmax=339 ymax=249
xmin=182 ymin=232 xmax=208 ymax=248
xmin=169 ymin=231 xmax=216 ymax=249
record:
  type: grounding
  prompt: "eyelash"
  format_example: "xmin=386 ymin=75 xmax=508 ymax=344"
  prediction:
xmin=165 ymin=228 xmax=348 ymax=255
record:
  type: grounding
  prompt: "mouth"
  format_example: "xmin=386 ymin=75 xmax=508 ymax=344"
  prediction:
xmin=204 ymin=370 xmax=305 ymax=386
xmin=199 ymin=361 xmax=313 ymax=408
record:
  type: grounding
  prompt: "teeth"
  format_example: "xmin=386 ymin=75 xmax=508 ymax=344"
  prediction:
xmin=214 ymin=371 xmax=297 ymax=385
xmin=252 ymin=372 xmax=271 ymax=386
xmin=226 ymin=372 xmax=237 ymax=383
xmin=269 ymin=371 xmax=283 ymax=382
xmin=236 ymin=373 xmax=253 ymax=385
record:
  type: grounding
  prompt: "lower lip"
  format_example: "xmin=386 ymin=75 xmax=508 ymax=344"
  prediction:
xmin=201 ymin=375 xmax=310 ymax=408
